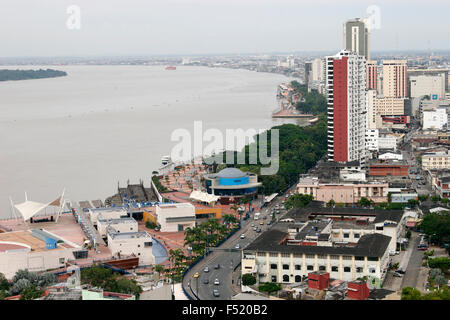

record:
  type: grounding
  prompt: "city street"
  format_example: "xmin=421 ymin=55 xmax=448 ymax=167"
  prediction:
xmin=401 ymin=231 xmax=425 ymax=288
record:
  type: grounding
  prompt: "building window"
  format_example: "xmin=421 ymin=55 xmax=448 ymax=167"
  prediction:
xmin=295 ymin=275 xmax=301 ymax=282
xmin=271 ymin=276 xmax=277 ymax=282
xmin=307 ymin=265 xmax=314 ymax=271
xmin=306 ymin=254 xmax=315 ymax=259
xmin=138 ymin=245 xmax=140 ymax=248
xmin=295 ymin=265 xmax=301 ymax=270
xmin=355 ymin=256 xmax=364 ymax=261
xmin=368 ymin=257 xmax=378 ymax=262
xmin=343 ymin=233 xmax=349 ymax=238
xmin=270 ymin=264 xmax=277 ymax=270
xmin=319 ymin=266 xmax=326 ymax=271
xmin=331 ymin=266 xmax=338 ymax=272
xmin=144 ymin=242 xmax=152 ymax=247
xmin=354 ymin=233 xmax=360 ymax=238
xmin=282 ymin=264 xmax=289 ymax=270
xmin=59 ymin=258 xmax=65 ymax=264
xmin=282 ymin=275 xmax=290 ymax=282
xmin=356 ymin=267 xmax=363 ymax=273
xmin=344 ymin=267 xmax=351 ymax=272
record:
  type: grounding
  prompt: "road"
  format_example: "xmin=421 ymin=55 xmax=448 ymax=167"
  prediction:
xmin=182 ymin=185 xmax=297 ymax=300
xmin=401 ymin=231 xmax=425 ymax=288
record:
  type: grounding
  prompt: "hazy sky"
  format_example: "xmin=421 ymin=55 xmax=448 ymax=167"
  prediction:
xmin=1 ymin=0 xmax=449 ymax=57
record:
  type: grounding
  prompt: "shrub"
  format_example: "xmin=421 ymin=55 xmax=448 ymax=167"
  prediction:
xmin=242 ymin=274 xmax=256 ymax=286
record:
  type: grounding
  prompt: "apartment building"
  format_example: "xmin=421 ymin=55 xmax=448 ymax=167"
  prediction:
xmin=382 ymin=60 xmax=407 ymax=98
xmin=422 ymin=151 xmax=450 ymax=170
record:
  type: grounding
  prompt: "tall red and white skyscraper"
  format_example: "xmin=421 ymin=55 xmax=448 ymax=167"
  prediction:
xmin=326 ymin=50 xmax=367 ymax=164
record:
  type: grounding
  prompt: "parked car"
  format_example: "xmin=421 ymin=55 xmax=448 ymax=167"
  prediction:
xmin=203 ymin=266 xmax=209 ymax=273
xmin=213 ymin=289 xmax=220 ymax=297
xmin=395 ymin=269 xmax=406 ymax=274
xmin=214 ymin=279 xmax=220 ymax=285
xmin=393 ymin=272 xmax=403 ymax=278
xmin=240 ymin=234 xmax=245 ymax=239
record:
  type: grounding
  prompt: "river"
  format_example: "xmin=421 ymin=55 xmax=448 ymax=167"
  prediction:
xmin=0 ymin=65 xmax=307 ymax=217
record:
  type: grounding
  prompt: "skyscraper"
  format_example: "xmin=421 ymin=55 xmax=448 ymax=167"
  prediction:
xmin=326 ymin=50 xmax=367 ymax=163
xmin=382 ymin=60 xmax=407 ymax=98
xmin=366 ymin=60 xmax=378 ymax=91
xmin=344 ymin=18 xmax=370 ymax=60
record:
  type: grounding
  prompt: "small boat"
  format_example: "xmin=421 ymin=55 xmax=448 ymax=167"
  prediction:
xmin=165 ymin=66 xmax=176 ymax=70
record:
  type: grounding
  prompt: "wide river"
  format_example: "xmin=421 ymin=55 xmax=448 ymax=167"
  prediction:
xmin=0 ymin=65 xmax=305 ymax=218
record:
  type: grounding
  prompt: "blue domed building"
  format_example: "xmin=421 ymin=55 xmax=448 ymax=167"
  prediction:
xmin=204 ymin=167 xmax=262 ymax=204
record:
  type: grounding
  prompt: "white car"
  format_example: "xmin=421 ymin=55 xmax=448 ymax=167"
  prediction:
xmin=214 ymin=279 xmax=220 ymax=285
xmin=235 ymin=243 xmax=240 ymax=249
xmin=240 ymin=234 xmax=245 ymax=239
xmin=203 ymin=266 xmax=209 ymax=273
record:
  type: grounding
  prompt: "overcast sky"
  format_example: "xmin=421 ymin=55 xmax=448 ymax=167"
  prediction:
xmin=1 ymin=0 xmax=449 ymax=57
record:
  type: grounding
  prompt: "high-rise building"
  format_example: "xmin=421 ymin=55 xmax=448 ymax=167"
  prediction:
xmin=304 ymin=62 xmax=312 ymax=85
xmin=344 ymin=18 xmax=370 ymax=60
xmin=311 ymin=58 xmax=324 ymax=82
xmin=366 ymin=60 xmax=378 ymax=91
xmin=382 ymin=60 xmax=407 ymax=98
xmin=326 ymin=50 xmax=367 ymax=163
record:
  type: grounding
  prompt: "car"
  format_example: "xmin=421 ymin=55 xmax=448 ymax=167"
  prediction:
xmin=393 ymin=272 xmax=403 ymax=278
xmin=214 ymin=264 xmax=220 ymax=269
xmin=213 ymin=289 xmax=220 ymax=297
xmin=203 ymin=266 xmax=209 ymax=273
xmin=203 ymin=278 xmax=209 ymax=284
xmin=214 ymin=279 xmax=220 ymax=285
xmin=256 ymin=228 xmax=262 ymax=233
xmin=260 ymin=221 xmax=264 ymax=225
xmin=251 ymin=224 xmax=255 ymax=227
xmin=193 ymin=272 xmax=200 ymax=278
xmin=240 ymin=234 xmax=245 ymax=239
xmin=252 ymin=227 xmax=257 ymax=231
xmin=235 ymin=244 xmax=240 ymax=249
xmin=263 ymin=215 xmax=267 ymax=220
xmin=395 ymin=269 xmax=406 ymax=274
xmin=267 ymin=220 xmax=272 ymax=225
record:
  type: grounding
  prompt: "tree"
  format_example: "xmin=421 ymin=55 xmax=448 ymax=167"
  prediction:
xmin=9 ymin=278 xmax=31 ymax=295
xmin=432 ymin=195 xmax=441 ymax=203
xmin=326 ymin=199 xmax=336 ymax=208
xmin=285 ymin=194 xmax=313 ymax=210
xmin=153 ymin=264 xmax=165 ymax=279
xmin=419 ymin=211 xmax=450 ymax=245
xmin=428 ymin=257 xmax=450 ymax=272
xmin=401 ymin=287 xmax=422 ymax=300
xmin=408 ymin=199 xmax=419 ymax=207
xmin=145 ymin=220 xmax=157 ymax=229
xmin=418 ymin=195 xmax=429 ymax=202
xmin=358 ymin=197 xmax=374 ymax=208
xmin=242 ymin=274 xmax=257 ymax=286
xmin=0 ymin=273 xmax=9 ymax=292
xmin=406 ymin=230 xmax=412 ymax=239
xmin=20 ymin=286 xmax=43 ymax=300
xmin=258 ymin=282 xmax=282 ymax=295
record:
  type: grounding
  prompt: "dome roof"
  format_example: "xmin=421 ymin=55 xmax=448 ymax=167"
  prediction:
xmin=216 ymin=167 xmax=247 ymax=178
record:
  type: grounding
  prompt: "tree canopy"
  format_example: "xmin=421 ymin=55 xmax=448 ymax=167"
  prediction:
xmin=0 ymin=69 xmax=67 ymax=81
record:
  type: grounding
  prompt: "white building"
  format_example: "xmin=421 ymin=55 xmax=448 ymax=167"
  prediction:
xmin=422 ymin=151 xmax=450 ymax=170
xmin=97 ymin=217 xmax=138 ymax=238
xmin=422 ymin=107 xmax=448 ymax=130
xmin=367 ymin=90 xmax=405 ymax=129
xmin=107 ymin=229 xmax=154 ymax=266
xmin=410 ymin=74 xmax=446 ymax=100
xmin=311 ymin=58 xmax=324 ymax=82
xmin=379 ymin=152 xmax=403 ymax=161
xmin=156 ymin=203 xmax=196 ymax=232
xmin=0 ymin=229 xmax=81 ymax=279
xmin=366 ymin=129 xmax=379 ymax=151
xmin=88 ymin=207 xmax=128 ymax=227
xmin=378 ymin=134 xmax=398 ymax=151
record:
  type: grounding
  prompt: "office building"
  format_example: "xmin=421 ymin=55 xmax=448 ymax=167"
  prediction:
xmin=382 ymin=60 xmax=407 ymax=98
xmin=344 ymin=18 xmax=370 ymax=59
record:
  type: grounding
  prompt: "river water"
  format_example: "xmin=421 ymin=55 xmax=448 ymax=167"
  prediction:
xmin=0 ymin=65 xmax=306 ymax=217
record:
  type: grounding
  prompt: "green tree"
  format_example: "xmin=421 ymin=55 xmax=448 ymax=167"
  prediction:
xmin=406 ymin=230 xmax=412 ymax=239
xmin=285 ymin=194 xmax=313 ymax=210
xmin=408 ymin=199 xmax=419 ymax=207
xmin=358 ymin=197 xmax=374 ymax=208
xmin=258 ymin=282 xmax=282 ymax=295
xmin=242 ymin=274 xmax=257 ymax=286
xmin=0 ymin=273 xmax=9 ymax=291
xmin=419 ymin=211 xmax=450 ymax=245
xmin=401 ymin=287 xmax=422 ymax=300
xmin=428 ymin=257 xmax=450 ymax=272
xmin=327 ymin=199 xmax=336 ymax=208
xmin=20 ymin=286 xmax=43 ymax=300
xmin=418 ymin=195 xmax=429 ymax=202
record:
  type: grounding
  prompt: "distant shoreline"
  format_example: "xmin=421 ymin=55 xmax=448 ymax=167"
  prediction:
xmin=0 ymin=68 xmax=67 ymax=82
